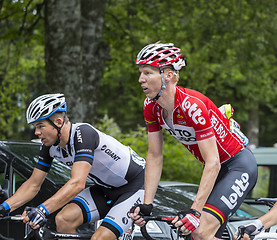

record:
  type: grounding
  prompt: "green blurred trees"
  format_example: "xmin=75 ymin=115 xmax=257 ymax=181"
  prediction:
xmin=0 ymin=0 xmax=45 ymax=140
xmin=0 ymin=0 xmax=277 ymax=181
xmin=100 ymin=0 xmax=277 ymax=147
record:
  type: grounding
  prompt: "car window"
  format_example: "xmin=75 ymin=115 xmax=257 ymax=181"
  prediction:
xmin=229 ymin=202 xmax=264 ymax=220
xmin=159 ymin=183 xmax=265 ymax=220
xmin=0 ymin=159 xmax=6 ymax=187
xmin=250 ymin=166 xmax=270 ymax=198
xmin=250 ymin=147 xmax=277 ymax=198
xmin=12 ymin=171 xmax=25 ymax=194
xmin=1 ymin=142 xmax=94 ymax=185
xmin=160 ymin=185 xmax=198 ymax=201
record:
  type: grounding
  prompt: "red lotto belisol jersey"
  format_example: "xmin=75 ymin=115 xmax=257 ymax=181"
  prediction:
xmin=144 ymin=86 xmax=244 ymax=164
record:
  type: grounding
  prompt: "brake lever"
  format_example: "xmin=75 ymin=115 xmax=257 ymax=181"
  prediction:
xmin=237 ymin=226 xmax=245 ymax=240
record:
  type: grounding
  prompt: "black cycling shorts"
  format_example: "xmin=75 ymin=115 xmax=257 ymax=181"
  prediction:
xmin=203 ymin=148 xmax=258 ymax=237
xmin=70 ymin=170 xmax=144 ymax=238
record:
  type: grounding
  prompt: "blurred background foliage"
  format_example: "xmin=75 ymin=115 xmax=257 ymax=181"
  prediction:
xmin=0 ymin=0 xmax=276 ymax=183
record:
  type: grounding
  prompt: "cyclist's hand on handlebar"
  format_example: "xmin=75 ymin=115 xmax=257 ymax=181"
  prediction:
xmin=172 ymin=209 xmax=201 ymax=235
xmin=129 ymin=203 xmax=153 ymax=227
xmin=234 ymin=220 xmax=263 ymax=240
xmin=23 ymin=204 xmax=49 ymax=229
xmin=0 ymin=202 xmax=10 ymax=217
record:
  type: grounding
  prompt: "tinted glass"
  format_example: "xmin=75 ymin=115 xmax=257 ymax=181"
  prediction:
xmin=154 ymin=188 xmax=193 ymax=215
xmin=160 ymin=183 xmax=264 ymax=220
xmin=0 ymin=159 xmax=6 ymax=187
xmin=0 ymin=142 xmax=94 ymax=185
xmin=12 ymin=171 xmax=25 ymax=194
xmin=162 ymin=185 xmax=198 ymax=201
xmin=230 ymin=202 xmax=264 ymax=220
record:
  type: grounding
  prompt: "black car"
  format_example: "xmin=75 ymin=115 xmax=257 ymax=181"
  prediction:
xmin=0 ymin=141 xmax=96 ymax=239
xmin=0 ymin=141 xmax=265 ymax=240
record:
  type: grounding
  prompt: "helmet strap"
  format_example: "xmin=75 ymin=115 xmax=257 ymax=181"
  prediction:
xmin=152 ymin=67 xmax=168 ymax=101
xmin=46 ymin=115 xmax=66 ymax=146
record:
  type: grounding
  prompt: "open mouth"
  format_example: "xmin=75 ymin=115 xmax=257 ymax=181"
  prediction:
xmin=142 ymin=87 xmax=148 ymax=92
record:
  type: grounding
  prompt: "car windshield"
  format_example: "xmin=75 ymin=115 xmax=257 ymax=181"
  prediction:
xmin=230 ymin=202 xmax=264 ymax=221
xmin=160 ymin=183 xmax=198 ymax=201
xmin=0 ymin=141 xmax=94 ymax=185
xmin=160 ymin=183 xmax=264 ymax=221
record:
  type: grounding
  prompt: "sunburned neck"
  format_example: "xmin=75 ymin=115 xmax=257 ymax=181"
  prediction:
xmin=156 ymin=86 xmax=176 ymax=116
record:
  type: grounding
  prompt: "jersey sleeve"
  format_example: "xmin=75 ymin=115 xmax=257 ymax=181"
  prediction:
xmin=73 ymin=124 xmax=99 ymax=165
xmin=35 ymin=145 xmax=53 ymax=172
xmin=181 ymin=96 xmax=215 ymax=141
xmin=144 ymin=98 xmax=162 ymax=132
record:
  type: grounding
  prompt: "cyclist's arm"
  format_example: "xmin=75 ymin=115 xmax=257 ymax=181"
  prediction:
xmin=144 ymin=130 xmax=164 ymax=204
xmin=259 ymin=202 xmax=277 ymax=229
xmin=131 ymin=130 xmax=163 ymax=226
xmin=191 ymin=136 xmax=221 ymax=213
xmin=38 ymin=160 xmax=91 ymax=215
xmin=5 ymin=168 xmax=47 ymax=212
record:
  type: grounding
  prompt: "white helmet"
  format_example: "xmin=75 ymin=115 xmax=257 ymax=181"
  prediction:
xmin=26 ymin=93 xmax=67 ymax=124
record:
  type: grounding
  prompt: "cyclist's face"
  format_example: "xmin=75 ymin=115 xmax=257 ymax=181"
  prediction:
xmin=138 ymin=65 xmax=162 ymax=99
xmin=33 ymin=120 xmax=57 ymax=146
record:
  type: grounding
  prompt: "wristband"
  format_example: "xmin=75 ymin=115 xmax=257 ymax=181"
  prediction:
xmin=254 ymin=219 xmax=263 ymax=230
xmin=38 ymin=204 xmax=49 ymax=216
xmin=2 ymin=202 xmax=10 ymax=213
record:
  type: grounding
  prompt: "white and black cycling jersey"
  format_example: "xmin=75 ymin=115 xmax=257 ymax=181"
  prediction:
xmin=36 ymin=123 xmax=146 ymax=188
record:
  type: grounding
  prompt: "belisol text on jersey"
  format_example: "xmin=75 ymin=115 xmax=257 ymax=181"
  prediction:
xmin=210 ymin=114 xmax=228 ymax=139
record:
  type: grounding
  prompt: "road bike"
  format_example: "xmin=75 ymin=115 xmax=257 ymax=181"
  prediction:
xmin=0 ymin=213 xmax=184 ymax=240
xmin=0 ymin=215 xmax=135 ymax=240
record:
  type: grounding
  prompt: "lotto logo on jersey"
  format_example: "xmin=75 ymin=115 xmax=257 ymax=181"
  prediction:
xmin=181 ymin=96 xmax=206 ymax=125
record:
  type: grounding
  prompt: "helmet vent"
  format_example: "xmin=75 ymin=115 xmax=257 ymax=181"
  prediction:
xmin=40 ymin=109 xmax=48 ymax=117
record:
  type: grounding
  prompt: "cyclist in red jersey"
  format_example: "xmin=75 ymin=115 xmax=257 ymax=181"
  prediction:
xmin=130 ymin=42 xmax=258 ymax=240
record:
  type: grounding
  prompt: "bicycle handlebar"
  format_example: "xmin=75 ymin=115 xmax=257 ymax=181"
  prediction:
xmin=237 ymin=226 xmax=277 ymax=240
xmin=140 ymin=215 xmax=191 ymax=240
xmin=0 ymin=215 xmax=23 ymax=221
xmin=256 ymin=198 xmax=277 ymax=208
xmin=140 ymin=216 xmax=175 ymax=240
xmin=0 ymin=215 xmax=91 ymax=240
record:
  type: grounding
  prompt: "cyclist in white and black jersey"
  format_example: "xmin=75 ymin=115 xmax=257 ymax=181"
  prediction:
xmin=39 ymin=123 xmax=145 ymax=189
xmin=0 ymin=93 xmax=145 ymax=240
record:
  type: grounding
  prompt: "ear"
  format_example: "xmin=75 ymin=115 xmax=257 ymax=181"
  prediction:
xmin=164 ymin=69 xmax=174 ymax=82
xmin=54 ymin=117 xmax=64 ymax=127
